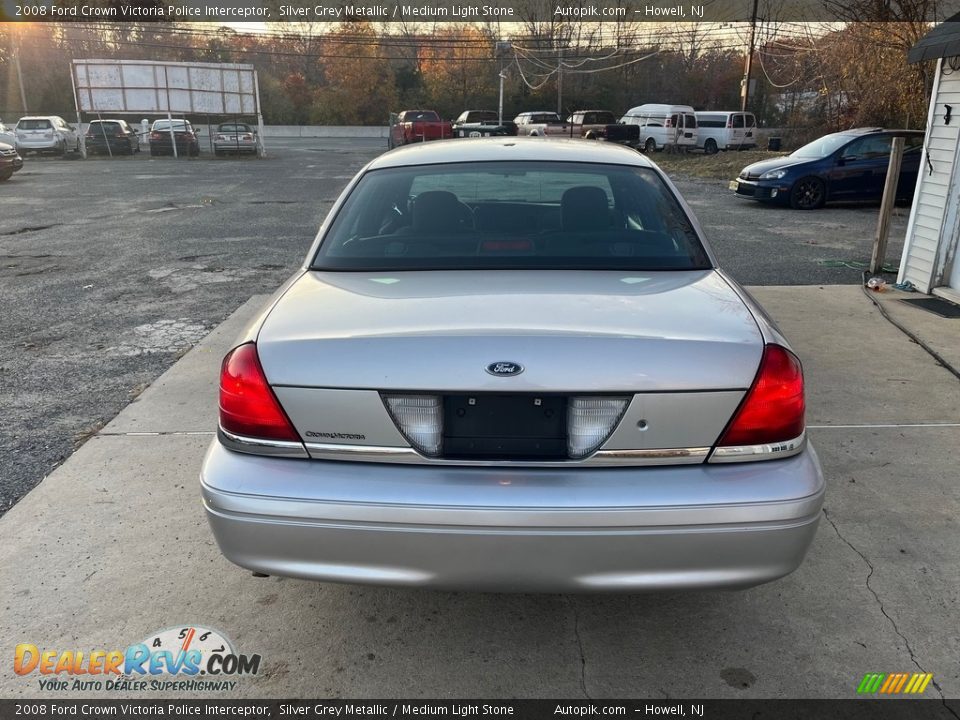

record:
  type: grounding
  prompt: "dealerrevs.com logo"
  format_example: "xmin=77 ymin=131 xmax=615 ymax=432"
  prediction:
xmin=14 ymin=625 xmax=261 ymax=692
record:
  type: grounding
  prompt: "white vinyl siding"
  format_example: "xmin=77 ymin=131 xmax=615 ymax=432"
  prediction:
xmin=900 ymin=59 xmax=960 ymax=292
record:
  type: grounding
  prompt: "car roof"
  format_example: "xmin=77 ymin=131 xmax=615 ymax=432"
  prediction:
xmin=838 ymin=127 xmax=923 ymax=136
xmin=89 ymin=119 xmax=125 ymax=123
xmin=371 ymin=137 xmax=657 ymax=170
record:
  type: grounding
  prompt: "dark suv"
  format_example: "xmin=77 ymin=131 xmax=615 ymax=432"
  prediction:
xmin=149 ymin=119 xmax=200 ymax=157
xmin=86 ymin=119 xmax=140 ymax=155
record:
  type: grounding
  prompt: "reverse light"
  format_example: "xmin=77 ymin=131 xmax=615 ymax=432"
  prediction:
xmin=567 ymin=397 xmax=630 ymax=459
xmin=383 ymin=395 xmax=442 ymax=456
xmin=219 ymin=343 xmax=299 ymax=441
xmin=712 ymin=345 xmax=805 ymax=462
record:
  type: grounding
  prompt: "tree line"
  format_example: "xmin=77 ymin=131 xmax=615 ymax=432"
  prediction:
xmin=0 ymin=13 xmax=937 ymax=133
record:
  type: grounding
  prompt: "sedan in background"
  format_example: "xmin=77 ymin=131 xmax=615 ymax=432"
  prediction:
xmin=85 ymin=119 xmax=140 ymax=155
xmin=0 ymin=142 xmax=24 ymax=181
xmin=202 ymin=139 xmax=824 ymax=593
xmin=731 ymin=127 xmax=923 ymax=209
xmin=149 ymin=119 xmax=200 ymax=157
xmin=15 ymin=116 xmax=80 ymax=155
xmin=213 ymin=123 xmax=258 ymax=156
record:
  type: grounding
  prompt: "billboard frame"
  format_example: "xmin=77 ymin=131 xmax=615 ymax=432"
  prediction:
xmin=70 ymin=59 xmax=266 ymax=158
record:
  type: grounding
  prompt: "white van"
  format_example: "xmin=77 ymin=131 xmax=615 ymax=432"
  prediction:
xmin=694 ymin=111 xmax=757 ymax=153
xmin=620 ymin=104 xmax=697 ymax=153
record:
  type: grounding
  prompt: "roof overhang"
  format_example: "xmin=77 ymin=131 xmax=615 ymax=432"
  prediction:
xmin=909 ymin=14 xmax=960 ymax=63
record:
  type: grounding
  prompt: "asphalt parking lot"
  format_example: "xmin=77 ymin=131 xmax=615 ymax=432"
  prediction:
xmin=4 ymin=138 xmax=956 ymax=703
xmin=0 ymin=138 xmax=911 ymax=516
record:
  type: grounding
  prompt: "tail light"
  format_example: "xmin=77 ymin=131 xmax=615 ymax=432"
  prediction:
xmin=383 ymin=395 xmax=442 ymax=456
xmin=712 ymin=345 xmax=805 ymax=461
xmin=150 ymin=131 xmax=162 ymax=140
xmin=727 ymin=118 xmax=733 ymax=128
xmin=568 ymin=397 xmax=629 ymax=458
xmin=219 ymin=343 xmax=299 ymax=441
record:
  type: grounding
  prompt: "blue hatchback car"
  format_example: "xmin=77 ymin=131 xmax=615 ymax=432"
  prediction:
xmin=731 ymin=128 xmax=924 ymax=209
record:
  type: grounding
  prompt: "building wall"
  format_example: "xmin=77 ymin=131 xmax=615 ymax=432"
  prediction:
xmin=900 ymin=58 xmax=960 ymax=292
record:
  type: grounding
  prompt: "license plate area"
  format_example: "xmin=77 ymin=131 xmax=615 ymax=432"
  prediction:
xmin=443 ymin=394 xmax=567 ymax=459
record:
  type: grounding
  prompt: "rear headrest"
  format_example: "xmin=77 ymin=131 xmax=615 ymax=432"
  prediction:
xmin=561 ymin=186 xmax=610 ymax=232
xmin=412 ymin=191 xmax=467 ymax=233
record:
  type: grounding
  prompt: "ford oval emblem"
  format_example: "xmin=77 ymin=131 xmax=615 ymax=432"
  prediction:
xmin=486 ymin=361 xmax=524 ymax=377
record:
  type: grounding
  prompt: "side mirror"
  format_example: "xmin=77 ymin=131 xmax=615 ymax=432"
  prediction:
xmin=838 ymin=155 xmax=856 ymax=165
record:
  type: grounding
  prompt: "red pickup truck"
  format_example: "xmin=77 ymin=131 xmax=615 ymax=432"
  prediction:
xmin=388 ymin=110 xmax=453 ymax=148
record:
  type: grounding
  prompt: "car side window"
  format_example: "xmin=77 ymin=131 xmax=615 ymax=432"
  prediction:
xmin=844 ymin=136 xmax=892 ymax=161
xmin=732 ymin=115 xmax=744 ymax=128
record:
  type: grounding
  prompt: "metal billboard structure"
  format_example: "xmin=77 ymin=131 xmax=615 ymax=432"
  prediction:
xmin=71 ymin=59 xmax=265 ymax=157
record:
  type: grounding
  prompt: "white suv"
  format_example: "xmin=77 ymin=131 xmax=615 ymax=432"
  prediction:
xmin=15 ymin=116 xmax=80 ymax=155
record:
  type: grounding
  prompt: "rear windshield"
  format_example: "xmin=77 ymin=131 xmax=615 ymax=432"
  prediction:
xmin=153 ymin=120 xmax=188 ymax=131
xmin=312 ymin=161 xmax=711 ymax=272
xmin=18 ymin=119 xmax=52 ymax=130
xmin=402 ymin=111 xmax=439 ymax=122
xmin=90 ymin=122 xmax=122 ymax=131
xmin=219 ymin=124 xmax=251 ymax=132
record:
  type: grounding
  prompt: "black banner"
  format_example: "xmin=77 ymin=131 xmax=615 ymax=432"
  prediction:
xmin=3 ymin=0 xmax=960 ymax=23
xmin=2 ymin=700 xmax=960 ymax=720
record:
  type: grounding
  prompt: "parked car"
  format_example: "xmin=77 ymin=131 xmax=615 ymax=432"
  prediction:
xmin=515 ymin=110 xmax=639 ymax=146
xmin=15 ymin=116 xmax=80 ymax=155
xmin=202 ymin=138 xmax=824 ymax=593
xmin=388 ymin=110 xmax=452 ymax=149
xmin=514 ymin=111 xmax=564 ymax=134
xmin=451 ymin=110 xmax=518 ymax=138
xmin=694 ymin=111 xmax=758 ymax=153
xmin=0 ymin=142 xmax=24 ymax=181
xmin=149 ymin=119 xmax=200 ymax=157
xmin=214 ymin=122 xmax=258 ymax=156
xmin=85 ymin=119 xmax=140 ymax=155
xmin=0 ymin=121 xmax=16 ymax=148
xmin=731 ymin=128 xmax=924 ymax=209
xmin=620 ymin=104 xmax=698 ymax=153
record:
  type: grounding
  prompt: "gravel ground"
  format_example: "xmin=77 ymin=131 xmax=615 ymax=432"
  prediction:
xmin=0 ymin=138 xmax=909 ymax=514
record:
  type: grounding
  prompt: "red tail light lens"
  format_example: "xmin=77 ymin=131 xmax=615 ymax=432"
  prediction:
xmin=219 ymin=343 xmax=299 ymax=441
xmin=717 ymin=345 xmax=805 ymax=447
xmin=150 ymin=131 xmax=162 ymax=140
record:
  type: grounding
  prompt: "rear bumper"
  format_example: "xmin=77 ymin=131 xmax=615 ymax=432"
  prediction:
xmin=201 ymin=441 xmax=825 ymax=592
xmin=17 ymin=138 xmax=60 ymax=151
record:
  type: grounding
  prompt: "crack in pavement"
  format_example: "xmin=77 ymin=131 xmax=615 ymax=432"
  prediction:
xmin=565 ymin=595 xmax=593 ymax=700
xmin=823 ymin=508 xmax=960 ymax=718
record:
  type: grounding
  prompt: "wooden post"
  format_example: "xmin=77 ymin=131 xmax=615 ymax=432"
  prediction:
xmin=870 ymin=136 xmax=905 ymax=275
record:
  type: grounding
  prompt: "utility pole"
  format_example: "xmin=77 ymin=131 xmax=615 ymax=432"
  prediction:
xmin=741 ymin=0 xmax=759 ymax=113
xmin=495 ymin=41 xmax=511 ymax=125
xmin=557 ymin=48 xmax=563 ymax=117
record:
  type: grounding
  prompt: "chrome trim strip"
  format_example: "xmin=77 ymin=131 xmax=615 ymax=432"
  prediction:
xmin=218 ymin=427 xmax=310 ymax=459
xmin=304 ymin=442 xmax=708 ymax=467
xmin=708 ymin=431 xmax=806 ymax=464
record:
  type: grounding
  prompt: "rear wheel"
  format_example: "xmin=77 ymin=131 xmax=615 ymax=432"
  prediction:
xmin=704 ymin=138 xmax=718 ymax=155
xmin=59 ymin=139 xmax=68 ymax=156
xmin=644 ymin=138 xmax=656 ymax=154
xmin=0 ymin=170 xmax=12 ymax=182
xmin=790 ymin=177 xmax=826 ymax=210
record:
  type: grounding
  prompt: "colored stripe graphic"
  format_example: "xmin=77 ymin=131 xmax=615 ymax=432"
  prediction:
xmin=858 ymin=674 xmax=885 ymax=694
xmin=858 ymin=672 xmax=933 ymax=694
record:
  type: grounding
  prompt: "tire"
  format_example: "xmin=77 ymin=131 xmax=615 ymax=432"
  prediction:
xmin=704 ymin=138 xmax=718 ymax=155
xmin=0 ymin=171 xmax=12 ymax=182
xmin=644 ymin=138 xmax=656 ymax=154
xmin=387 ymin=136 xmax=394 ymax=150
xmin=789 ymin=176 xmax=826 ymax=210
xmin=59 ymin=139 xmax=68 ymax=156
xmin=150 ymin=147 xmax=158 ymax=157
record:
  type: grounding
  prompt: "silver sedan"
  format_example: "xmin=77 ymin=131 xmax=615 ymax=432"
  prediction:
xmin=202 ymin=139 xmax=824 ymax=592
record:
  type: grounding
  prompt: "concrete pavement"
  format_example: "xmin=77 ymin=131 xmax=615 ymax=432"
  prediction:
xmin=1 ymin=286 xmax=958 ymax=700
